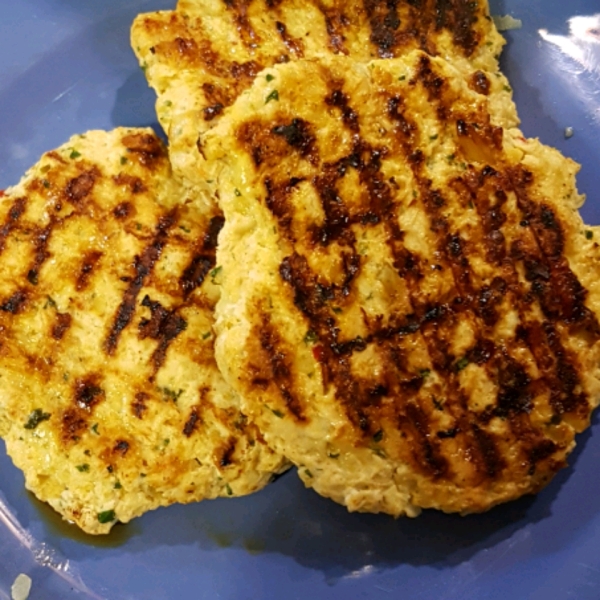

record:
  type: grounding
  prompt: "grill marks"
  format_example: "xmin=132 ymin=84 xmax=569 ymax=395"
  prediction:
xmin=105 ymin=210 xmax=178 ymax=356
xmin=0 ymin=197 xmax=26 ymax=255
xmin=180 ymin=214 xmax=224 ymax=296
xmin=138 ymin=295 xmax=187 ymax=373
xmin=362 ymin=0 xmax=481 ymax=58
xmin=251 ymin=59 xmax=596 ymax=486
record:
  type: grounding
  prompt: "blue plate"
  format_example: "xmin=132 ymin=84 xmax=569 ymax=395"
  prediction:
xmin=1 ymin=1 xmax=600 ymax=598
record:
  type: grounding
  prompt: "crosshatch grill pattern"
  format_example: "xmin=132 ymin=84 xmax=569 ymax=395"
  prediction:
xmin=206 ymin=53 xmax=600 ymax=516
xmin=0 ymin=129 xmax=287 ymax=534
xmin=131 ymin=0 xmax=517 ymax=191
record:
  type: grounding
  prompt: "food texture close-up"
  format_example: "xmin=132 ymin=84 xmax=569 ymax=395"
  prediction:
xmin=0 ymin=1 xmax=600 ymax=599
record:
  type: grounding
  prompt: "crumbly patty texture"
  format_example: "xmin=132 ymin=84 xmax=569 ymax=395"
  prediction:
xmin=131 ymin=0 xmax=517 ymax=191
xmin=205 ymin=53 xmax=600 ymax=517
xmin=0 ymin=129 xmax=287 ymax=534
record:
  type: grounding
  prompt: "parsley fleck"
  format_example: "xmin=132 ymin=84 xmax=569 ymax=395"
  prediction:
xmin=120 ymin=156 xmax=128 ymax=165
xmin=271 ymin=408 xmax=284 ymax=418
xmin=266 ymin=74 xmax=275 ymax=82
xmin=202 ymin=331 xmax=212 ymax=340
xmin=164 ymin=100 xmax=172 ymax=107
xmin=373 ymin=430 xmax=384 ymax=443
xmin=210 ymin=266 xmax=222 ymax=283
xmin=91 ymin=423 xmax=99 ymax=435
xmin=43 ymin=296 xmax=57 ymax=310
xmin=429 ymin=134 xmax=439 ymax=141
xmin=332 ymin=307 xmax=343 ymax=314
xmin=42 ymin=180 xmax=50 ymax=189
xmin=76 ymin=464 xmax=90 ymax=473
xmin=419 ymin=369 xmax=431 ymax=379
xmin=179 ymin=225 xmax=191 ymax=233
xmin=304 ymin=330 xmax=318 ymax=344
xmin=432 ymin=397 xmax=444 ymax=411
xmin=114 ymin=481 xmax=122 ymax=489
xmin=159 ymin=387 xmax=183 ymax=403
xmin=265 ymin=89 xmax=280 ymax=103
xmin=327 ymin=450 xmax=340 ymax=459
xmin=24 ymin=409 xmax=51 ymax=430
xmin=585 ymin=230 xmax=594 ymax=240
xmin=234 ymin=188 xmax=242 ymax=197
xmin=97 ymin=510 xmax=116 ymax=524
xmin=455 ymin=357 xmax=470 ymax=371
xmin=399 ymin=75 xmax=406 ymax=81
xmin=225 ymin=483 xmax=233 ymax=496
xmin=69 ymin=149 xmax=81 ymax=159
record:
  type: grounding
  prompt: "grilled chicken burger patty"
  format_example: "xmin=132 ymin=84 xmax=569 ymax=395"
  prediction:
xmin=204 ymin=53 xmax=600 ymax=516
xmin=0 ymin=128 xmax=287 ymax=534
xmin=131 ymin=0 xmax=517 ymax=192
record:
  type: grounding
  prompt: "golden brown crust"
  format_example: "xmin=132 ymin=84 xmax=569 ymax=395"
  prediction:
xmin=131 ymin=0 xmax=517 ymax=190
xmin=206 ymin=53 xmax=600 ymax=516
xmin=0 ymin=129 xmax=287 ymax=534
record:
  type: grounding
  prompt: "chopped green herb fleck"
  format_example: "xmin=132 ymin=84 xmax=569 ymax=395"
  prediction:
xmin=164 ymin=100 xmax=172 ymax=107
xmin=234 ymin=188 xmax=242 ymax=197
xmin=225 ymin=483 xmax=233 ymax=496
xmin=266 ymin=74 xmax=275 ymax=82
xmin=503 ymin=85 xmax=512 ymax=93
xmin=69 ymin=149 xmax=81 ymax=159
xmin=179 ymin=225 xmax=191 ymax=233
xmin=446 ymin=154 xmax=456 ymax=162
xmin=159 ymin=387 xmax=183 ymax=403
xmin=114 ymin=481 xmax=122 ymax=489
xmin=271 ymin=408 xmax=284 ymax=418
xmin=304 ymin=329 xmax=318 ymax=344
xmin=43 ymin=296 xmax=57 ymax=310
xmin=120 ymin=156 xmax=128 ymax=165
xmin=42 ymin=180 xmax=50 ymax=189
xmin=24 ymin=409 xmax=51 ymax=430
xmin=420 ymin=369 xmax=431 ymax=379
xmin=433 ymin=397 xmax=444 ymax=411
xmin=210 ymin=266 xmax=223 ymax=283
xmin=585 ymin=230 xmax=594 ymax=240
xmin=399 ymin=75 xmax=406 ymax=81
xmin=305 ymin=469 xmax=313 ymax=478
xmin=429 ymin=134 xmax=439 ymax=141
xmin=327 ymin=450 xmax=340 ymax=459
xmin=372 ymin=447 xmax=387 ymax=458
xmin=91 ymin=423 xmax=99 ymax=435
xmin=76 ymin=464 xmax=90 ymax=473
xmin=135 ymin=222 xmax=142 ymax=231
xmin=373 ymin=430 xmax=384 ymax=443
xmin=332 ymin=307 xmax=343 ymax=314
xmin=455 ymin=357 xmax=470 ymax=371
xmin=265 ymin=89 xmax=279 ymax=103
xmin=468 ymin=201 xmax=474 ymax=209
xmin=97 ymin=510 xmax=116 ymax=524
xmin=202 ymin=331 xmax=212 ymax=340
xmin=140 ymin=473 xmax=147 ymax=478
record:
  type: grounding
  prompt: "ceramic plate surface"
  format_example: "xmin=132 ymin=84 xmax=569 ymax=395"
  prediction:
xmin=1 ymin=1 xmax=600 ymax=598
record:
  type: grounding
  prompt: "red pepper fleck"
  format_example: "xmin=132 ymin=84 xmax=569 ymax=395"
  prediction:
xmin=312 ymin=345 xmax=325 ymax=362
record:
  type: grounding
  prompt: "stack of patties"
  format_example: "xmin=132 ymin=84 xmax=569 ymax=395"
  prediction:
xmin=0 ymin=129 xmax=287 ymax=534
xmin=132 ymin=0 xmax=600 ymax=517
